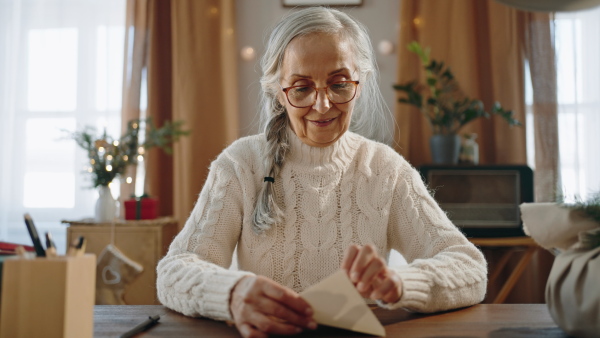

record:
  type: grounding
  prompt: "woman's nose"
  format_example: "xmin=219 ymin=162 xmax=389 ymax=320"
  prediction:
xmin=312 ymin=88 xmax=331 ymax=114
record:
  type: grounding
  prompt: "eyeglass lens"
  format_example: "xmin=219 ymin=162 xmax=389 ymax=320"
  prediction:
xmin=287 ymin=82 xmax=357 ymax=107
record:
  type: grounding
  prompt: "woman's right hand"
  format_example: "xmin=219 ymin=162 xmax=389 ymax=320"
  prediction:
xmin=230 ymin=275 xmax=317 ymax=338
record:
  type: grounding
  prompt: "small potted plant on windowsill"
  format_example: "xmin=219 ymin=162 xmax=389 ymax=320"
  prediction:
xmin=393 ymin=41 xmax=521 ymax=164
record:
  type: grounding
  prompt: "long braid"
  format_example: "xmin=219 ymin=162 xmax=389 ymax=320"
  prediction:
xmin=252 ymin=107 xmax=289 ymax=234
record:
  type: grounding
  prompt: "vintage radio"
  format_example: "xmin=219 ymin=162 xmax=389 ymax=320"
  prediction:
xmin=418 ymin=165 xmax=534 ymax=237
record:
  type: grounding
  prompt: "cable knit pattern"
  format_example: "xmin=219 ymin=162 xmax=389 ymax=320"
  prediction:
xmin=157 ymin=130 xmax=487 ymax=321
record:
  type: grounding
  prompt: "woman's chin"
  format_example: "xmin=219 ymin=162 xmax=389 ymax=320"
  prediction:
xmin=305 ymin=133 xmax=342 ymax=147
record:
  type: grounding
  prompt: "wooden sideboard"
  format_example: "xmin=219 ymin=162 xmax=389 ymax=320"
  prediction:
xmin=63 ymin=217 xmax=178 ymax=305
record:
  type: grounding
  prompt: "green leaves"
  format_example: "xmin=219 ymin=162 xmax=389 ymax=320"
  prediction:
xmin=143 ymin=119 xmax=189 ymax=155
xmin=562 ymin=192 xmax=600 ymax=224
xmin=394 ymin=41 xmax=521 ymax=134
xmin=66 ymin=118 xmax=189 ymax=188
xmin=560 ymin=192 xmax=600 ymax=249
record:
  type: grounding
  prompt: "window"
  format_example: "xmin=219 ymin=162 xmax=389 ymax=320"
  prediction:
xmin=0 ymin=0 xmax=126 ymax=252
xmin=554 ymin=10 xmax=600 ymax=200
xmin=525 ymin=10 xmax=600 ymax=202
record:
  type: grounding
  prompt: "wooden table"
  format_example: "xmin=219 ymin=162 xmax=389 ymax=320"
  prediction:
xmin=94 ymin=304 xmax=566 ymax=337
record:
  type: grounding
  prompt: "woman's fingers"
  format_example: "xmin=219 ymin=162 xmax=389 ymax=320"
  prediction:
xmin=342 ymin=244 xmax=403 ymax=304
xmin=230 ymin=275 xmax=316 ymax=337
xmin=341 ymin=244 xmax=359 ymax=275
xmin=262 ymin=281 xmax=314 ymax=317
xmin=369 ymin=272 xmax=403 ymax=304
xmin=237 ymin=323 xmax=268 ymax=338
xmin=356 ymin=256 xmax=385 ymax=292
xmin=348 ymin=244 xmax=378 ymax=283
xmin=255 ymin=293 xmax=315 ymax=329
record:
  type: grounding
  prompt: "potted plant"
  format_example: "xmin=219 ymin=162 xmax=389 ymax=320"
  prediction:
xmin=393 ymin=41 xmax=521 ymax=164
xmin=67 ymin=118 xmax=188 ymax=222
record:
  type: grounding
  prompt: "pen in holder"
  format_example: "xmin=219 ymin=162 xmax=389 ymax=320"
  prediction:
xmin=0 ymin=254 xmax=96 ymax=338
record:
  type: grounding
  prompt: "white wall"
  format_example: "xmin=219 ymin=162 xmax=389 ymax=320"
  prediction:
xmin=235 ymin=0 xmax=401 ymax=137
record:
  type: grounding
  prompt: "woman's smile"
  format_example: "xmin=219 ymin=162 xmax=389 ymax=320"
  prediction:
xmin=306 ymin=116 xmax=337 ymax=127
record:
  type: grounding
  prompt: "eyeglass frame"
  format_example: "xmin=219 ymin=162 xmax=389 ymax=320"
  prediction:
xmin=280 ymin=80 xmax=360 ymax=108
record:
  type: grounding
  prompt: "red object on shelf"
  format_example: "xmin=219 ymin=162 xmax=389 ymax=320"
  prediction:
xmin=124 ymin=197 xmax=158 ymax=220
xmin=0 ymin=242 xmax=35 ymax=255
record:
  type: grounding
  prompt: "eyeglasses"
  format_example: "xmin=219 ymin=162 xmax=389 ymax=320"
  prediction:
xmin=281 ymin=81 xmax=360 ymax=108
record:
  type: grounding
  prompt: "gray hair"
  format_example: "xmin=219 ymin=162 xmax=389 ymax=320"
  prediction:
xmin=252 ymin=6 xmax=391 ymax=234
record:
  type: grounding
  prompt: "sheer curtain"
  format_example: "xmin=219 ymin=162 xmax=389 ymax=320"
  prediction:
xmin=0 ymin=0 xmax=126 ymax=251
xmin=554 ymin=9 xmax=600 ymax=200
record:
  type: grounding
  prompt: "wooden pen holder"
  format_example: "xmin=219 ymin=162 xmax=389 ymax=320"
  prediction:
xmin=0 ymin=254 xmax=96 ymax=338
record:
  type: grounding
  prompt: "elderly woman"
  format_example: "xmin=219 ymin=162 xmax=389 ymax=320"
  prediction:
xmin=157 ymin=6 xmax=487 ymax=338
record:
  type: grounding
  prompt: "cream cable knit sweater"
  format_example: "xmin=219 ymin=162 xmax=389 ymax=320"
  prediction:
xmin=156 ymin=131 xmax=487 ymax=321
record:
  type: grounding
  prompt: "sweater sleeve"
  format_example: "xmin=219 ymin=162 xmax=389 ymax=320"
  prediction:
xmin=156 ymin=157 xmax=254 ymax=321
xmin=380 ymin=164 xmax=487 ymax=312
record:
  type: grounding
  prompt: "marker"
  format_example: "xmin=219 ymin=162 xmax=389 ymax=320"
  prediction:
xmin=45 ymin=232 xmax=57 ymax=258
xmin=24 ymin=213 xmax=46 ymax=257
xmin=75 ymin=236 xmax=86 ymax=256
xmin=68 ymin=236 xmax=86 ymax=257
xmin=120 ymin=315 xmax=160 ymax=338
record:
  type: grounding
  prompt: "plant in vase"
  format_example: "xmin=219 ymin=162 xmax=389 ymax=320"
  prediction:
xmin=67 ymin=119 xmax=188 ymax=222
xmin=393 ymin=41 xmax=521 ymax=164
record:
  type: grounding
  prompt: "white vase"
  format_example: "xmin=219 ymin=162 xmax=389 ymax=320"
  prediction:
xmin=95 ymin=185 xmax=117 ymax=222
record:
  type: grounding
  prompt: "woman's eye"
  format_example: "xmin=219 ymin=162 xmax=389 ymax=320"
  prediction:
xmin=331 ymin=82 xmax=349 ymax=90
xmin=293 ymin=86 xmax=311 ymax=93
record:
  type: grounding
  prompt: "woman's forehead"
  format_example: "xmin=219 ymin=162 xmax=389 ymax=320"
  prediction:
xmin=281 ymin=32 xmax=356 ymax=80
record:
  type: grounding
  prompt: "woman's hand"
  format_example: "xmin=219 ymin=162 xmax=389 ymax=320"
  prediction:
xmin=341 ymin=244 xmax=403 ymax=304
xmin=230 ymin=275 xmax=317 ymax=338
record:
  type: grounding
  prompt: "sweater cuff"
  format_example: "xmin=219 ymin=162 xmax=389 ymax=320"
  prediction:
xmin=376 ymin=266 xmax=432 ymax=311
xmin=202 ymin=269 xmax=254 ymax=321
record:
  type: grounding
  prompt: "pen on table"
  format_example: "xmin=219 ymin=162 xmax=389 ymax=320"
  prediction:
xmin=23 ymin=213 xmax=46 ymax=257
xmin=45 ymin=231 xmax=57 ymax=258
xmin=120 ymin=315 xmax=160 ymax=338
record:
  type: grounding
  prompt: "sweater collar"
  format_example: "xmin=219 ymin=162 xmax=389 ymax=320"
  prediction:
xmin=286 ymin=127 xmax=358 ymax=172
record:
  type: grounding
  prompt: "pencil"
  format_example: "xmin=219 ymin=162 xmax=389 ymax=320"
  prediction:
xmin=120 ymin=315 xmax=160 ymax=338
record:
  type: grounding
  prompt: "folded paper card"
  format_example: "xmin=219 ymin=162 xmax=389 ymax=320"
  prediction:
xmin=300 ymin=269 xmax=386 ymax=337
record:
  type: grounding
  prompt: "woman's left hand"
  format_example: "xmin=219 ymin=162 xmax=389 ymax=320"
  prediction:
xmin=341 ymin=244 xmax=403 ymax=304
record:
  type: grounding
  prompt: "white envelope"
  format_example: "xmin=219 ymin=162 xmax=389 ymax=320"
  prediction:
xmin=300 ymin=270 xmax=386 ymax=337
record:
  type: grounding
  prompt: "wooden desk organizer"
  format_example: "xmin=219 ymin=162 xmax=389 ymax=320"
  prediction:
xmin=0 ymin=254 xmax=96 ymax=338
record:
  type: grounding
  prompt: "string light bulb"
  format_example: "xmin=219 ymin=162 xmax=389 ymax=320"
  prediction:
xmin=106 ymin=165 xmax=113 ymax=172
xmin=126 ymin=177 xmax=133 ymax=184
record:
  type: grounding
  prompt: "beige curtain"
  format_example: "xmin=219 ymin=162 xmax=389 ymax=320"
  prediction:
xmin=395 ymin=0 xmax=527 ymax=166
xmin=121 ymin=0 xmax=150 ymax=205
xmin=524 ymin=13 xmax=559 ymax=202
xmin=122 ymin=0 xmax=239 ymax=228
xmin=396 ymin=0 xmax=558 ymax=304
